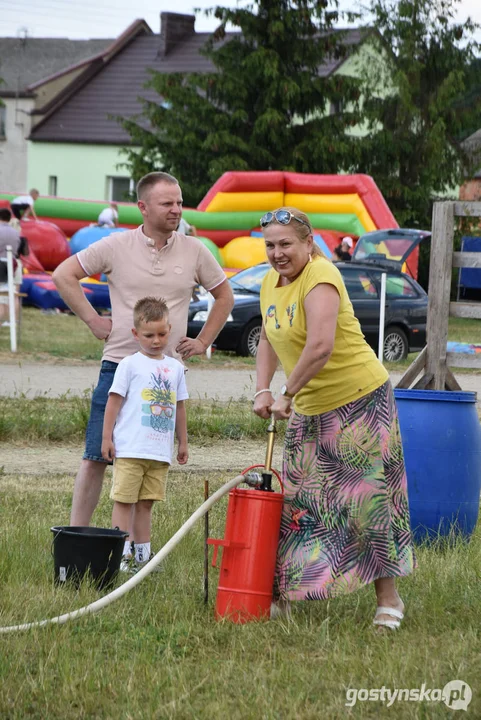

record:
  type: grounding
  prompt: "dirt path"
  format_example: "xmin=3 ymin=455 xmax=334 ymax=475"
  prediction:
xmin=1 ymin=363 xmax=479 ymax=479
xmin=0 ymin=439 xmax=283 ymax=478
xmin=1 ymin=361 xmax=480 ymax=407
xmin=0 ymin=362 xmax=283 ymax=400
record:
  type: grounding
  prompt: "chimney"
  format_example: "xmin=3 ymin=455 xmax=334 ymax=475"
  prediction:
xmin=158 ymin=12 xmax=196 ymax=57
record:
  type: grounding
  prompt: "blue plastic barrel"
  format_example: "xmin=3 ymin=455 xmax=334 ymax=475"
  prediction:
xmin=394 ymin=389 xmax=481 ymax=542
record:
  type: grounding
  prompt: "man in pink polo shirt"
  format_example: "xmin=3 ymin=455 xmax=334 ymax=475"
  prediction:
xmin=53 ymin=172 xmax=234 ymax=526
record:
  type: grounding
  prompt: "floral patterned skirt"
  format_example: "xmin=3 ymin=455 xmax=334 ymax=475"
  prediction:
xmin=275 ymin=381 xmax=416 ymax=601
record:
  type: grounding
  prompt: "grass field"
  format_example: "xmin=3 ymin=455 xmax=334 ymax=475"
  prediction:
xmin=0 ymin=471 xmax=479 ymax=719
xmin=1 ymin=309 xmax=480 ymax=718
xmin=0 ymin=309 xmax=479 ymax=371
xmin=0 ymin=309 xmax=254 ymax=367
xmin=0 ymin=396 xmax=268 ymax=443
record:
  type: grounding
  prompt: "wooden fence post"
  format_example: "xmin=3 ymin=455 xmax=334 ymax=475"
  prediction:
xmin=424 ymin=202 xmax=454 ymax=390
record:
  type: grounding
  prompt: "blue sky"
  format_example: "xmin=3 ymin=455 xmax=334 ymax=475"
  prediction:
xmin=1 ymin=0 xmax=480 ymax=39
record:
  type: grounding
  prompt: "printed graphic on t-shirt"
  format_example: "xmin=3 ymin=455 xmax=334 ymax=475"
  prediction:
xmin=141 ymin=367 xmax=176 ymax=433
xmin=286 ymin=303 xmax=297 ymax=326
xmin=266 ymin=304 xmax=280 ymax=329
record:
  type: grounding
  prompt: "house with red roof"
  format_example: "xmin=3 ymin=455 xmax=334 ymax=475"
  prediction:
xmin=2 ymin=13 xmax=383 ymax=202
xmin=0 ymin=32 xmax=116 ymax=193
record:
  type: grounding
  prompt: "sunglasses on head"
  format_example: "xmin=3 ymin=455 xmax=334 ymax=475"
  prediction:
xmin=260 ymin=210 xmax=311 ymax=230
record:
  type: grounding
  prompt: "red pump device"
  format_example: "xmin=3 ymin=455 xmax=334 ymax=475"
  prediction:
xmin=207 ymin=416 xmax=284 ymax=623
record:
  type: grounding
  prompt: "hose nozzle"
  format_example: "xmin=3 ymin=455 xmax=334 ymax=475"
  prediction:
xmin=243 ymin=471 xmax=263 ymax=488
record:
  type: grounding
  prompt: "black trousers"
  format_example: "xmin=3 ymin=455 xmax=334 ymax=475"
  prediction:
xmin=11 ymin=203 xmax=29 ymax=219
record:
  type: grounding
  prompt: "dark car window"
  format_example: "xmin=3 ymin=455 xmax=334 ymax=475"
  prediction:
xmin=229 ymin=264 xmax=269 ymax=293
xmin=385 ymin=275 xmax=418 ymax=297
xmin=340 ymin=268 xmax=378 ymax=299
xmin=368 ymin=270 xmax=419 ymax=298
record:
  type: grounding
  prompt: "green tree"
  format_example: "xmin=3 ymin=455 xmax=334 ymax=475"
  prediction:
xmin=120 ymin=1 xmax=364 ymax=206
xmin=457 ymin=57 xmax=481 ymax=141
xmin=359 ymin=0 xmax=481 ymax=233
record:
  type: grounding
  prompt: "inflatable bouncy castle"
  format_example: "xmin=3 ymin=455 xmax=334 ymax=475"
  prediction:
xmin=1 ymin=171 xmax=397 ymax=254
xmin=1 ymin=172 xmax=405 ymax=311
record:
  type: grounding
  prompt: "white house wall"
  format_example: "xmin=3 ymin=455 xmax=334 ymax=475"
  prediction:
xmin=27 ymin=141 xmax=133 ymax=200
xmin=0 ymin=97 xmax=34 ymax=193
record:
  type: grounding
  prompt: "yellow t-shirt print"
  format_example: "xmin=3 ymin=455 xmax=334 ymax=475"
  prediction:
xmin=265 ymin=304 xmax=280 ymax=329
xmin=286 ymin=303 xmax=297 ymax=327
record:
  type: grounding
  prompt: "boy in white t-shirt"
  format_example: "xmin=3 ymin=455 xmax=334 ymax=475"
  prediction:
xmin=101 ymin=296 xmax=188 ymax=571
xmin=11 ymin=189 xmax=39 ymax=221
xmin=97 ymin=202 xmax=119 ymax=228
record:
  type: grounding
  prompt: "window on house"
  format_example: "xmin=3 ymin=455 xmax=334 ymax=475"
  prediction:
xmin=330 ymin=99 xmax=344 ymax=116
xmin=108 ymin=176 xmax=134 ymax=202
xmin=0 ymin=106 xmax=6 ymax=138
xmin=48 ymin=176 xmax=57 ymax=196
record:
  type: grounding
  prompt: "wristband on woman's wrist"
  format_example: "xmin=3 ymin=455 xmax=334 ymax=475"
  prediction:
xmin=253 ymin=388 xmax=271 ymax=399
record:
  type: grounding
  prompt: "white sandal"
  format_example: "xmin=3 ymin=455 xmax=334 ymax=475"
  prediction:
xmin=373 ymin=606 xmax=404 ymax=630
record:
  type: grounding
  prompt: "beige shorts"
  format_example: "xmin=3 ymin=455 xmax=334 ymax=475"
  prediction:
xmin=110 ymin=457 xmax=169 ymax=503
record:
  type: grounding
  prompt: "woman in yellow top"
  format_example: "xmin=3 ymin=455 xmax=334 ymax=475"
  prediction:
xmin=253 ymin=208 xmax=416 ymax=629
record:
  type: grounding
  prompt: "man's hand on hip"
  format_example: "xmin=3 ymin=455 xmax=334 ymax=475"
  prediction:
xmin=87 ymin=315 xmax=112 ymax=341
xmin=176 ymin=336 xmax=207 ymax=360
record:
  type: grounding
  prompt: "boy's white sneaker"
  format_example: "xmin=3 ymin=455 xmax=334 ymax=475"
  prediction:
xmin=119 ymin=554 xmax=137 ymax=574
xmin=137 ymin=552 xmax=164 ymax=573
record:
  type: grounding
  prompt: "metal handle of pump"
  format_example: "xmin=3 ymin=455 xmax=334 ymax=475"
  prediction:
xmin=264 ymin=414 xmax=276 ymax=472
xmin=242 ymin=415 xmax=283 ymax=492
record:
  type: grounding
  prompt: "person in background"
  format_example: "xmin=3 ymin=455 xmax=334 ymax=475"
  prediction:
xmin=253 ymin=207 xmax=415 ymax=630
xmin=52 ymin=170 xmax=234 ymax=528
xmin=331 ymin=247 xmax=344 ymax=263
xmin=9 ymin=210 xmax=30 ymax=296
xmin=333 ymin=236 xmax=353 ymax=262
xmin=11 ymin=189 xmax=39 ymax=221
xmin=0 ymin=208 xmax=22 ymax=326
xmin=102 ymin=297 xmax=188 ymax=573
xmin=177 ymin=217 xmax=198 ymax=237
xmin=97 ymin=202 xmax=119 ymax=228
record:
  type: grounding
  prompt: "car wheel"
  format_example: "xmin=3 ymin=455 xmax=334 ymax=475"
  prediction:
xmin=237 ymin=319 xmax=262 ymax=357
xmin=383 ymin=326 xmax=408 ymax=362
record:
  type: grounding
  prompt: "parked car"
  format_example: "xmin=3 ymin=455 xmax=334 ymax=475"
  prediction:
xmin=187 ymin=229 xmax=429 ymax=362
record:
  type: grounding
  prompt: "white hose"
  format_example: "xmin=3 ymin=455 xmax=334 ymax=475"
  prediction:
xmin=0 ymin=473 xmax=245 ymax=634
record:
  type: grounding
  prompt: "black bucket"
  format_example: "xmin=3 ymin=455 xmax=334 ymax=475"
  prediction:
xmin=51 ymin=526 xmax=129 ymax=590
